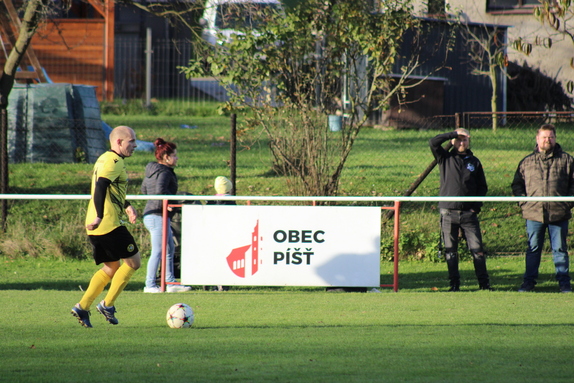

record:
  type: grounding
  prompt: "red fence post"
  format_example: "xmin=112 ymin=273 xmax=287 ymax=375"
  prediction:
xmin=393 ymin=200 xmax=401 ymax=292
xmin=161 ymin=199 xmax=168 ymax=292
xmin=380 ymin=201 xmax=401 ymax=291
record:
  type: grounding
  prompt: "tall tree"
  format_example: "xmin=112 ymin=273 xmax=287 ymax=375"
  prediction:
xmin=0 ymin=0 xmax=50 ymax=229
xmin=185 ymin=0 xmax=439 ymax=197
xmin=459 ymin=21 xmax=508 ymax=131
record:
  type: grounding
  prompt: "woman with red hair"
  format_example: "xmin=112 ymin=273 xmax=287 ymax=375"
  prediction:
xmin=141 ymin=138 xmax=191 ymax=293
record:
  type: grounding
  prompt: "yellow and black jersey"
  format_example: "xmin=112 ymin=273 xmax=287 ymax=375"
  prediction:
xmin=85 ymin=151 xmax=128 ymax=235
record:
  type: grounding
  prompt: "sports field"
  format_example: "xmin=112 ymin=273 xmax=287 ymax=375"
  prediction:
xmin=3 ymin=112 xmax=574 ymax=381
xmin=2 ymin=257 xmax=573 ymax=383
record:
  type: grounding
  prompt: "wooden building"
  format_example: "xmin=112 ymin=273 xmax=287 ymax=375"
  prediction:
xmin=0 ymin=0 xmax=115 ymax=101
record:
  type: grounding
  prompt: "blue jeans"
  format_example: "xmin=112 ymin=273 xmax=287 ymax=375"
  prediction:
xmin=143 ymin=214 xmax=176 ymax=288
xmin=524 ymin=219 xmax=571 ymax=286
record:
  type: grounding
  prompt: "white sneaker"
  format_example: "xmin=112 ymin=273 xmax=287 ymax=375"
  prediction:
xmin=166 ymin=284 xmax=192 ymax=293
xmin=143 ymin=286 xmax=162 ymax=293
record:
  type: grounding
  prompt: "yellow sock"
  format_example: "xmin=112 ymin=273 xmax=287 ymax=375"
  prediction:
xmin=79 ymin=269 xmax=111 ymax=310
xmin=103 ymin=263 xmax=136 ymax=307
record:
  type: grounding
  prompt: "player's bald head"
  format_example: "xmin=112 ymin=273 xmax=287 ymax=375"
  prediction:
xmin=109 ymin=126 xmax=137 ymax=157
xmin=110 ymin=126 xmax=135 ymax=144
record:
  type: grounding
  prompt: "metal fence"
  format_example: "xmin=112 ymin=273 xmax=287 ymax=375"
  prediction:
xmin=461 ymin=111 xmax=574 ymax=130
xmin=6 ymin=36 xmax=574 ymax=258
xmin=393 ymin=111 xmax=574 ymax=131
xmin=115 ymin=37 xmax=219 ymax=103
xmin=6 ymin=109 xmax=574 ymax=258
xmin=114 ymin=37 xmax=574 ymax=125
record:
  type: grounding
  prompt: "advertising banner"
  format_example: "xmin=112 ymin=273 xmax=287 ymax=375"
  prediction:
xmin=180 ymin=205 xmax=381 ymax=287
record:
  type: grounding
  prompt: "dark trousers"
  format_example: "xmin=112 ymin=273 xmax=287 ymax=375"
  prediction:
xmin=440 ymin=209 xmax=489 ymax=287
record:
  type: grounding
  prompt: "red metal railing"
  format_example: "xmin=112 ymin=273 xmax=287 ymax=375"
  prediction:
xmin=160 ymin=199 xmax=401 ymax=292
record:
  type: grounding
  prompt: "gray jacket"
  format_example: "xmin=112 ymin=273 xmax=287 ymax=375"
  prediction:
xmin=511 ymin=143 xmax=574 ymax=223
xmin=141 ymin=162 xmax=178 ymax=216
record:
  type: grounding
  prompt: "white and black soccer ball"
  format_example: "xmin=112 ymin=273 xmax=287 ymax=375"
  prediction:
xmin=166 ymin=303 xmax=194 ymax=329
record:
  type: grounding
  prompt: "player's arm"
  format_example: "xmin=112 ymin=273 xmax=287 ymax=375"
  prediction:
xmin=86 ymin=177 xmax=111 ymax=230
xmin=124 ymin=200 xmax=137 ymax=224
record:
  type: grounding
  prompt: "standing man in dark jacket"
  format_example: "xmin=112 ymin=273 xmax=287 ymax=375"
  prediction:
xmin=511 ymin=124 xmax=573 ymax=293
xmin=430 ymin=129 xmax=491 ymax=291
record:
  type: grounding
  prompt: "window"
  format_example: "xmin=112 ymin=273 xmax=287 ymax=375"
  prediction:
xmin=487 ymin=0 xmax=549 ymax=13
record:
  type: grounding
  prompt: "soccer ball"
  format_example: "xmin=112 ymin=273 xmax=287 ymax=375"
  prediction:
xmin=166 ymin=303 xmax=194 ymax=329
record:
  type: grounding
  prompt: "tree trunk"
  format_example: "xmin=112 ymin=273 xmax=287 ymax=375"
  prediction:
xmin=490 ymin=64 xmax=498 ymax=132
xmin=0 ymin=0 xmax=48 ymax=230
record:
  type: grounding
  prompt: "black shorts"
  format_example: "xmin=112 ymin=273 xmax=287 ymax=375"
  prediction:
xmin=88 ymin=226 xmax=139 ymax=265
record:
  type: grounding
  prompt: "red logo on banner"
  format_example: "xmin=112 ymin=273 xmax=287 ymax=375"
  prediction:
xmin=226 ymin=221 xmax=259 ymax=278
